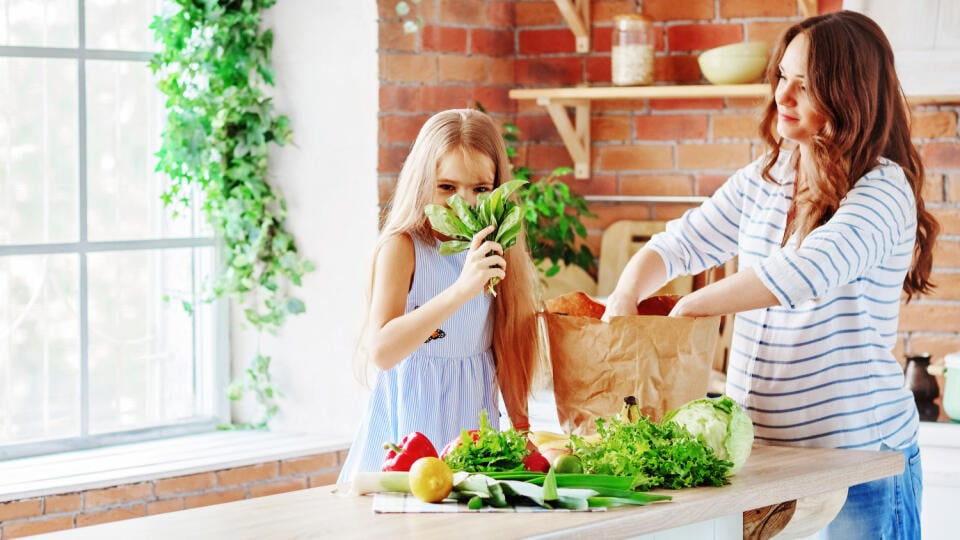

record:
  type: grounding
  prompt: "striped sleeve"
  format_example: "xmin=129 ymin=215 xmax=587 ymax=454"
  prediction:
xmin=648 ymin=165 xmax=748 ymax=280
xmin=756 ymin=163 xmax=915 ymax=308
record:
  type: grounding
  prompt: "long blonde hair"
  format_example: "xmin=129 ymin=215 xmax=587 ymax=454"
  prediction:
xmin=363 ymin=108 xmax=543 ymax=427
xmin=759 ymin=11 xmax=938 ymax=301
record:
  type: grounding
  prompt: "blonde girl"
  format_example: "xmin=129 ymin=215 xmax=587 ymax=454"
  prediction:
xmin=338 ymin=109 xmax=542 ymax=483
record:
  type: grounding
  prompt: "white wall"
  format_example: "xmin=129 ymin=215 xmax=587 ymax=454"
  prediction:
xmin=231 ymin=1 xmax=379 ymax=443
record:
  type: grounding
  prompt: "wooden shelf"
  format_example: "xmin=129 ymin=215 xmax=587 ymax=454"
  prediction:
xmin=553 ymin=0 xmax=590 ymax=53
xmin=509 ymin=84 xmax=960 ymax=179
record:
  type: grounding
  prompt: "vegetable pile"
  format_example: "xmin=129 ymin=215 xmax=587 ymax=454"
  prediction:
xmin=424 ymin=179 xmax=527 ymax=295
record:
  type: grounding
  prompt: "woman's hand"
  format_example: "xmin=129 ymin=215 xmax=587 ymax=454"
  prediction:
xmin=601 ymin=293 xmax=639 ymax=321
xmin=455 ymin=225 xmax=505 ymax=297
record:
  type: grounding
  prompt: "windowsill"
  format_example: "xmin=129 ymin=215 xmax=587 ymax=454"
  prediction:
xmin=0 ymin=431 xmax=350 ymax=503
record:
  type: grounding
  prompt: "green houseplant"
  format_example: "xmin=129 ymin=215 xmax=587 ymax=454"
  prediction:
xmin=150 ymin=0 xmax=313 ymax=429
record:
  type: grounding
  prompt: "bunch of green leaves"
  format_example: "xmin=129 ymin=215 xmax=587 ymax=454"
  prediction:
xmin=442 ymin=410 xmax=530 ymax=473
xmin=424 ymin=179 xmax=527 ymax=295
xmin=150 ymin=0 xmax=314 ymax=428
xmin=476 ymin=103 xmax=596 ymax=278
xmin=569 ymin=416 xmax=732 ymax=490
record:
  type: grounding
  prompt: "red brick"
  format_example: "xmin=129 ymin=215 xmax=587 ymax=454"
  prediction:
xmin=678 ymin=143 xmax=752 ymax=170
xmin=713 ymin=112 xmax=762 ymax=139
xmin=586 ymin=56 xmax=611 ymax=84
xmin=515 ymin=114 xmax=563 ymax=143
xmin=0 ymin=499 xmax=41 ymax=521
xmin=561 ymin=173 xmax=618 ymax=196
xmin=518 ymin=28 xmax=577 ymax=55
xmin=381 ymin=114 xmax=430 ymax=144
xmin=933 ymin=238 xmax=960 ymax=271
xmin=216 ymin=462 xmax=278 ymax=487
xmin=3 ymin=516 xmax=73 ymax=539
xmin=76 ymin=504 xmax=145 ymax=528
xmin=378 ymin=175 xmax=397 ymax=205
xmin=592 ymin=25 xmax=613 ymax=53
xmin=486 ymin=1 xmax=514 ymax=28
xmin=379 ymin=145 xmax=410 ymax=175
xmin=655 ymin=54 xmax=702 ymax=84
xmin=380 ymin=53 xmax=436 ymax=83
xmin=652 ymin=203 xmax=700 ymax=220
xmin=667 ymin=24 xmax=744 ymax=52
xmin=747 ymin=21 xmax=792 ymax=48
xmin=720 ymin=0 xmax=796 ymax=18
xmin=923 ymin=174 xmax=945 ymax=203
xmin=928 ymin=273 xmax=960 ymax=301
xmin=379 ymin=21 xmax=416 ymax=52
xmin=526 ymin=144 xmax=575 ymax=171
xmin=634 ymin=114 xmax=709 ymax=141
xmin=643 ymin=0 xmax=715 ymax=21
xmin=900 ymin=304 xmax=960 ymax=332
xmin=911 ymin=110 xmax=958 ymax=139
xmin=594 ymin=99 xmax=644 ymax=113
xmin=472 ymin=86 xmax=512 ymax=113
xmin=438 ymin=55 xmax=488 ymax=83
xmin=696 ymin=174 xmax=731 ymax=196
xmin=279 ymin=454 xmax=339 ymax=476
xmin=933 ymin=206 xmax=959 ymax=238
xmin=471 ymin=28 xmax=514 ymax=56
xmin=592 ymin=0 xmax=637 ymax=23
xmin=592 ymin=115 xmax=632 ymax=141
xmin=308 ymin=471 xmax=341 ymax=488
xmin=183 ymin=488 xmax=246 ymax=510
xmin=515 ymin=1 xmax=564 ymax=26
xmin=621 ymin=174 xmax=695 ymax=196
xmin=649 ymin=97 xmax=725 ymax=111
xmin=153 ymin=472 xmax=216 ymax=497
xmin=44 ymin=493 xmax=81 ymax=514
xmin=439 ymin=1 xmax=485 ymax=25
xmin=597 ymin=145 xmax=674 ymax=171
xmin=84 ymin=483 xmax=152 ymax=509
xmin=727 ymin=95 xmax=769 ymax=110
xmin=515 ymin=57 xmax=583 ymax=86
xmin=921 ymin=142 xmax=960 ymax=169
xmin=248 ymin=478 xmax=308 ymax=498
xmin=949 ymin=174 xmax=960 ymax=202
xmin=584 ymin=204 xmax=655 ymax=229
xmin=422 ymin=25 xmax=467 ymax=53
xmin=488 ymin=58 xmax=514 ymax=84
xmin=146 ymin=498 xmax=184 ymax=516
xmin=380 ymin=85 xmax=422 ymax=112
xmin=418 ymin=84 xmax=474 ymax=111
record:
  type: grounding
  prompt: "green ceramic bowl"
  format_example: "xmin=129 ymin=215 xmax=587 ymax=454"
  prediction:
xmin=698 ymin=42 xmax=770 ymax=85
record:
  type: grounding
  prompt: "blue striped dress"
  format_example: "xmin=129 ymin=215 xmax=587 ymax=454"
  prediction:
xmin=648 ymin=151 xmax=919 ymax=451
xmin=337 ymin=234 xmax=499 ymax=484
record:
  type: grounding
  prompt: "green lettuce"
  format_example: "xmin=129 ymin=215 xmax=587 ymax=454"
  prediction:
xmin=662 ymin=395 xmax=754 ymax=474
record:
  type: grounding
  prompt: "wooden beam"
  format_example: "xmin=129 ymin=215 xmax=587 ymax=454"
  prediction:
xmin=553 ymin=0 xmax=590 ymax=53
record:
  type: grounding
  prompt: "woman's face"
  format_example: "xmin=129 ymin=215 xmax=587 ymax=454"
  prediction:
xmin=432 ymin=148 xmax=495 ymax=208
xmin=775 ymin=33 xmax=827 ymax=146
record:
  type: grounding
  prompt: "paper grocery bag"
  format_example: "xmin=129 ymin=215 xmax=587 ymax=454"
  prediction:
xmin=543 ymin=292 xmax=720 ymax=435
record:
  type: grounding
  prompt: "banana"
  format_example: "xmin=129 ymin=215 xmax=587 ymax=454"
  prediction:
xmin=620 ymin=395 xmax=642 ymax=423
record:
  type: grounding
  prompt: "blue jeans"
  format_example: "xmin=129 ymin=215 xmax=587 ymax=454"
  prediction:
xmin=818 ymin=442 xmax=923 ymax=540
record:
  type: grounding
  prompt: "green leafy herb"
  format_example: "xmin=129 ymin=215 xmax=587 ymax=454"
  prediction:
xmin=442 ymin=410 xmax=530 ymax=473
xmin=424 ymin=180 xmax=528 ymax=295
xmin=569 ymin=416 xmax=732 ymax=490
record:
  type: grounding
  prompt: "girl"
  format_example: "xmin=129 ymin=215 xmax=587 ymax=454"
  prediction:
xmin=338 ymin=109 xmax=542 ymax=483
xmin=604 ymin=11 xmax=938 ymax=539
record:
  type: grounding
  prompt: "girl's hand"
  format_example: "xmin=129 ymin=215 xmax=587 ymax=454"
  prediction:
xmin=455 ymin=225 xmax=506 ymax=297
xmin=600 ymin=293 xmax=639 ymax=321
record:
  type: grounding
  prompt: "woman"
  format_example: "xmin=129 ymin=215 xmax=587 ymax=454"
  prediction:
xmin=603 ymin=11 xmax=938 ymax=539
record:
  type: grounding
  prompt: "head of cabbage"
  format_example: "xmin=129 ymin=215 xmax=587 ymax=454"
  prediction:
xmin=662 ymin=395 xmax=754 ymax=474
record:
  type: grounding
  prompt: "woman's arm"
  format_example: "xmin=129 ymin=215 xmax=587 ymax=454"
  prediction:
xmin=669 ymin=267 xmax=778 ymax=317
xmin=367 ymin=227 xmax=504 ymax=370
xmin=601 ymin=247 xmax=668 ymax=320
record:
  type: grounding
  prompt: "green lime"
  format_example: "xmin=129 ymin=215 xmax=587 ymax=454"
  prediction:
xmin=552 ymin=453 xmax=583 ymax=474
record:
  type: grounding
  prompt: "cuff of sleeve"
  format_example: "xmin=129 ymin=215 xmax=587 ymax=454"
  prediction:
xmin=756 ymin=250 xmax=810 ymax=308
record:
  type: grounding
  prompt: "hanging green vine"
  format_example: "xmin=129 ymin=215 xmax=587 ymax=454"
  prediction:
xmin=150 ymin=0 xmax=313 ymax=429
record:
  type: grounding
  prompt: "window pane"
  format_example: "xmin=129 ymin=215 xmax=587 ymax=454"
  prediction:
xmin=0 ymin=0 xmax=77 ymax=47
xmin=86 ymin=59 xmax=192 ymax=240
xmin=86 ymin=0 xmax=166 ymax=51
xmin=0 ymin=58 xmax=78 ymax=245
xmin=88 ymin=247 xmax=214 ymax=434
xmin=0 ymin=254 xmax=80 ymax=445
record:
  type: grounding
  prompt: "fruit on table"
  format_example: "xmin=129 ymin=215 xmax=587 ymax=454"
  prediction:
xmin=620 ymin=395 xmax=643 ymax=423
xmin=522 ymin=451 xmax=551 ymax=473
xmin=381 ymin=431 xmax=439 ymax=472
xmin=552 ymin=453 xmax=583 ymax=474
xmin=409 ymin=457 xmax=454 ymax=503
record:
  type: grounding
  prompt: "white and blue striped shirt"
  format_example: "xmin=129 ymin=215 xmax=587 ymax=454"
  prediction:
xmin=648 ymin=151 xmax=919 ymax=451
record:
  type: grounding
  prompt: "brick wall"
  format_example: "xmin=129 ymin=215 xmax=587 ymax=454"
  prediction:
xmin=0 ymin=449 xmax=345 ymax=539
xmin=377 ymin=1 xmax=960 ymax=396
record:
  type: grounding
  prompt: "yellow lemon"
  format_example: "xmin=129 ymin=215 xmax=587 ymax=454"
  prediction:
xmin=408 ymin=457 xmax=454 ymax=503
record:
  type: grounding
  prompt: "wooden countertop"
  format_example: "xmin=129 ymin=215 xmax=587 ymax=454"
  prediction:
xmin=31 ymin=445 xmax=903 ymax=540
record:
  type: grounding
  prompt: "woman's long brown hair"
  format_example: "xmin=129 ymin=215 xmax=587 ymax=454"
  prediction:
xmin=758 ymin=10 xmax=939 ymax=301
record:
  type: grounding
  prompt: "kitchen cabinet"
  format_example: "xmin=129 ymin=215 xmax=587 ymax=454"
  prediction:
xmin=508 ymin=85 xmax=960 ymax=179
xmin=919 ymin=421 xmax=960 ymax=539
xmin=28 ymin=445 xmax=901 ymax=540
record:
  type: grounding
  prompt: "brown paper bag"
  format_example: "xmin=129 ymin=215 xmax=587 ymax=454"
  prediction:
xmin=543 ymin=293 xmax=720 ymax=435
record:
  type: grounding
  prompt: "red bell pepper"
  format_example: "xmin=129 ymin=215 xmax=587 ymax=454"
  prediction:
xmin=381 ymin=432 xmax=439 ymax=472
xmin=439 ymin=429 xmax=480 ymax=459
xmin=522 ymin=451 xmax=551 ymax=473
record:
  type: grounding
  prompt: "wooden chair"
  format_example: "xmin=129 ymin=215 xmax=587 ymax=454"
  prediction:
xmin=595 ymin=220 xmax=694 ymax=298
xmin=538 ymin=261 xmax=598 ymax=301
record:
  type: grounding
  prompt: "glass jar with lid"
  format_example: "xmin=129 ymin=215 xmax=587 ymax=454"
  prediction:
xmin=943 ymin=352 xmax=960 ymax=421
xmin=611 ymin=14 xmax=655 ymax=86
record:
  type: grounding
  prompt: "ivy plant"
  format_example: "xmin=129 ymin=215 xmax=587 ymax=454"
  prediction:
xmin=150 ymin=0 xmax=313 ymax=429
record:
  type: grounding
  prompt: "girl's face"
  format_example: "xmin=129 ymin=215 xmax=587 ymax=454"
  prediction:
xmin=432 ymin=148 xmax=496 ymax=208
xmin=775 ymin=33 xmax=827 ymax=146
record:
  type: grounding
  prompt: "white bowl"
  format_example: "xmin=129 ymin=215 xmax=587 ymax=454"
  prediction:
xmin=698 ymin=42 xmax=770 ymax=85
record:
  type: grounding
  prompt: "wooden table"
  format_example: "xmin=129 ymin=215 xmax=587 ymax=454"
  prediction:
xmin=31 ymin=445 xmax=903 ymax=540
